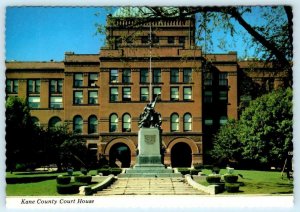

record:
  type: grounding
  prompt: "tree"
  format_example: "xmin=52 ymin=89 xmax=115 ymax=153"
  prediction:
xmin=98 ymin=6 xmax=292 ymax=84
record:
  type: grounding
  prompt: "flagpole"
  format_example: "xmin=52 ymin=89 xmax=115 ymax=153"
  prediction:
xmin=149 ymin=23 xmax=152 ymax=103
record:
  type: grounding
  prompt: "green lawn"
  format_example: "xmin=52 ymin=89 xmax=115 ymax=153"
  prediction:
xmin=195 ymin=169 xmax=293 ymax=195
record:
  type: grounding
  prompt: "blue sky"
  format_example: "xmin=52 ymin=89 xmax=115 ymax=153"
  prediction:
xmin=4 ymin=6 xmax=278 ymax=61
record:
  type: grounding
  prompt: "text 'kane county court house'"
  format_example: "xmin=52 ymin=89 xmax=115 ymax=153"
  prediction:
xmin=5 ymin=7 xmax=288 ymax=168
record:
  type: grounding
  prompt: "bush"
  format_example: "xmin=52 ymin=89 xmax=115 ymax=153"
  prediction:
xmin=193 ymin=164 xmax=203 ymax=170
xmin=225 ymin=183 xmax=240 ymax=193
xmin=56 ymin=184 xmax=78 ymax=194
xmin=80 ymin=168 xmax=88 ymax=175
xmin=206 ymin=175 xmax=221 ymax=184
xmin=212 ymin=166 xmax=220 ymax=174
xmin=178 ymin=168 xmax=190 ymax=175
xmin=224 ymin=174 xmax=238 ymax=183
xmin=190 ymin=169 xmax=201 ymax=175
xmin=110 ymin=168 xmax=122 ymax=175
xmin=56 ymin=176 xmax=71 ymax=184
xmin=6 ymin=176 xmax=57 ymax=184
xmin=74 ymin=175 xmax=92 ymax=184
xmin=203 ymin=165 xmax=213 ymax=170
xmin=97 ymin=168 xmax=110 ymax=176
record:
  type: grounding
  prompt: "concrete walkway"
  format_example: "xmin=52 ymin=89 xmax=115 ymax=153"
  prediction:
xmin=95 ymin=177 xmax=207 ymax=195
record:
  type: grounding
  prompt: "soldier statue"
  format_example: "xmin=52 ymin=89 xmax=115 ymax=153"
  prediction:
xmin=138 ymin=95 xmax=162 ymax=128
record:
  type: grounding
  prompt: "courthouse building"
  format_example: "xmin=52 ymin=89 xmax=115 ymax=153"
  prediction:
xmin=5 ymin=8 xmax=288 ymax=167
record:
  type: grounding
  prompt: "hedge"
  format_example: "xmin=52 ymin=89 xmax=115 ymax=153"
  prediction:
xmin=97 ymin=168 xmax=122 ymax=176
xmin=177 ymin=168 xmax=190 ymax=175
xmin=206 ymin=175 xmax=221 ymax=184
xmin=56 ymin=182 xmax=88 ymax=194
xmin=74 ymin=175 xmax=92 ymax=184
xmin=224 ymin=174 xmax=238 ymax=183
xmin=6 ymin=176 xmax=57 ymax=184
xmin=225 ymin=183 xmax=240 ymax=193
xmin=56 ymin=176 xmax=71 ymax=184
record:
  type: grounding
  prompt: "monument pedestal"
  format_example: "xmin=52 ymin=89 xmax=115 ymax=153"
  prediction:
xmin=119 ymin=128 xmax=181 ymax=178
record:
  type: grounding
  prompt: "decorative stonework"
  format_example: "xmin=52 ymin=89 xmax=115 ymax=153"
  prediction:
xmin=144 ymin=135 xmax=156 ymax=145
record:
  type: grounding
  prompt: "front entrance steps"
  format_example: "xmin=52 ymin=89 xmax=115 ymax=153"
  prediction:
xmin=94 ymin=177 xmax=207 ymax=195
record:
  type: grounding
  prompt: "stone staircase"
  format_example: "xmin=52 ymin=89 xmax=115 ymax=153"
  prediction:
xmin=95 ymin=177 xmax=207 ymax=195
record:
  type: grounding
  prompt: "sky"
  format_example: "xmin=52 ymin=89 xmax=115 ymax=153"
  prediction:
xmin=5 ymin=6 xmax=269 ymax=62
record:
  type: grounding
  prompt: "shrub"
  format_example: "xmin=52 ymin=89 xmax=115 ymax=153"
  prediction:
xmin=225 ymin=183 xmax=240 ymax=193
xmin=193 ymin=164 xmax=203 ymax=170
xmin=190 ymin=169 xmax=201 ymax=175
xmin=56 ymin=176 xmax=71 ymax=184
xmin=224 ymin=174 xmax=238 ymax=183
xmin=80 ymin=168 xmax=88 ymax=175
xmin=206 ymin=175 xmax=221 ymax=184
xmin=212 ymin=166 xmax=220 ymax=174
xmin=110 ymin=168 xmax=122 ymax=175
xmin=178 ymin=168 xmax=190 ymax=175
xmin=203 ymin=165 xmax=213 ymax=170
xmin=56 ymin=184 xmax=78 ymax=194
xmin=74 ymin=175 xmax=92 ymax=184
xmin=97 ymin=168 xmax=110 ymax=176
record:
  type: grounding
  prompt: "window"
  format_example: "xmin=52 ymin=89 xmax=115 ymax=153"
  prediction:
xmin=6 ymin=79 xmax=18 ymax=93
xmin=203 ymin=72 xmax=213 ymax=86
xmin=110 ymin=69 xmax=118 ymax=83
xmin=28 ymin=96 xmax=40 ymax=108
xmin=183 ymin=68 xmax=192 ymax=83
xmin=183 ymin=87 xmax=192 ymax=101
xmin=122 ymin=87 xmax=131 ymax=101
xmin=74 ymin=74 xmax=83 ymax=87
xmin=168 ymin=36 xmax=174 ymax=44
xmin=122 ymin=69 xmax=131 ymax=83
xmin=74 ymin=91 xmax=83 ymax=104
xmin=122 ymin=114 xmax=131 ymax=132
xmin=73 ymin=115 xmax=83 ymax=134
xmin=184 ymin=113 xmax=192 ymax=131
xmin=141 ymin=36 xmax=148 ymax=44
xmin=153 ymin=87 xmax=161 ymax=101
xmin=140 ymin=87 xmax=149 ymax=101
xmin=89 ymin=73 xmax=98 ymax=87
xmin=28 ymin=79 xmax=40 ymax=93
xmin=219 ymin=91 xmax=228 ymax=101
xmin=204 ymin=118 xmax=213 ymax=126
xmin=50 ymin=96 xmax=63 ymax=108
xmin=171 ymin=113 xmax=179 ymax=131
xmin=50 ymin=79 xmax=63 ymax=93
xmin=88 ymin=115 xmax=98 ymax=134
xmin=171 ymin=87 xmax=179 ymax=101
xmin=179 ymin=36 xmax=185 ymax=44
xmin=110 ymin=114 xmax=118 ymax=132
xmin=170 ymin=68 xmax=179 ymax=83
xmin=140 ymin=69 xmax=149 ymax=83
xmin=48 ymin=116 xmax=62 ymax=128
xmin=110 ymin=87 xmax=118 ymax=102
xmin=219 ymin=73 xmax=228 ymax=86
xmin=152 ymin=35 xmax=159 ymax=44
xmin=153 ymin=68 xmax=161 ymax=83
xmin=204 ymin=91 xmax=213 ymax=103
xmin=88 ymin=91 xmax=98 ymax=104
xmin=219 ymin=116 xmax=228 ymax=125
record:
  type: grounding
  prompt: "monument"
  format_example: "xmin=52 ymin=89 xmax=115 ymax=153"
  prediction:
xmin=119 ymin=95 xmax=181 ymax=177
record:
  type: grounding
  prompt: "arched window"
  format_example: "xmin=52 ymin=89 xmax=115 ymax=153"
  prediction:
xmin=110 ymin=114 xmax=118 ymax=132
xmin=171 ymin=113 xmax=179 ymax=132
xmin=184 ymin=113 xmax=192 ymax=131
xmin=48 ymin=116 xmax=62 ymax=128
xmin=73 ymin=115 xmax=83 ymax=134
xmin=88 ymin=115 xmax=98 ymax=134
xmin=31 ymin=116 xmax=40 ymax=126
xmin=219 ymin=116 xmax=228 ymax=125
xmin=122 ymin=113 xmax=131 ymax=132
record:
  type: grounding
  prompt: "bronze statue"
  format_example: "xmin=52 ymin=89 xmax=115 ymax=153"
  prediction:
xmin=138 ymin=95 xmax=162 ymax=128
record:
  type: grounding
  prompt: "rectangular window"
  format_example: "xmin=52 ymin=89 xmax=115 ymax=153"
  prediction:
xmin=170 ymin=68 xmax=179 ymax=83
xmin=168 ymin=36 xmax=174 ymax=44
xmin=153 ymin=68 xmax=161 ymax=83
xmin=110 ymin=69 xmax=118 ymax=83
xmin=171 ymin=87 xmax=179 ymax=101
xmin=204 ymin=118 xmax=213 ymax=126
xmin=122 ymin=69 xmax=131 ymax=83
xmin=203 ymin=72 xmax=213 ymax=86
xmin=28 ymin=96 xmax=40 ymax=108
xmin=88 ymin=91 xmax=98 ymax=104
xmin=204 ymin=91 xmax=213 ymax=103
xmin=89 ymin=73 xmax=98 ymax=86
xmin=152 ymin=35 xmax=159 ymax=44
xmin=74 ymin=73 xmax=83 ymax=87
xmin=179 ymin=36 xmax=185 ymax=44
xmin=153 ymin=87 xmax=161 ymax=101
xmin=219 ymin=91 xmax=228 ymax=101
xmin=50 ymin=79 xmax=63 ymax=93
xmin=6 ymin=79 xmax=18 ymax=93
xmin=140 ymin=68 xmax=149 ymax=83
xmin=141 ymin=36 xmax=148 ymax=44
xmin=110 ymin=87 xmax=118 ymax=102
xmin=50 ymin=96 xmax=63 ymax=108
xmin=183 ymin=68 xmax=192 ymax=83
xmin=183 ymin=87 xmax=192 ymax=101
xmin=140 ymin=87 xmax=149 ymax=101
xmin=122 ymin=87 xmax=131 ymax=101
xmin=28 ymin=79 xmax=40 ymax=93
xmin=74 ymin=91 xmax=83 ymax=104
xmin=219 ymin=73 xmax=228 ymax=86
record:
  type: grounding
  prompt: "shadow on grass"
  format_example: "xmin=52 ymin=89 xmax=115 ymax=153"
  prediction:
xmin=271 ymin=191 xmax=293 ymax=194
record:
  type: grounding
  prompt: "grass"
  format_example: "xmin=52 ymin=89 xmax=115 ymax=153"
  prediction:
xmin=194 ymin=169 xmax=293 ymax=195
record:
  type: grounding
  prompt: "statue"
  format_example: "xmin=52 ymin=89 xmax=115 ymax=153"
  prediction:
xmin=138 ymin=95 xmax=162 ymax=128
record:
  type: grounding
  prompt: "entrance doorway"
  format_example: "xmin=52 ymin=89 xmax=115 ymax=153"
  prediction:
xmin=171 ymin=142 xmax=192 ymax=167
xmin=109 ymin=143 xmax=131 ymax=168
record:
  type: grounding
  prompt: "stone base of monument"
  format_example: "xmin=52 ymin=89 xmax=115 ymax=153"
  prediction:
xmin=118 ymin=128 xmax=182 ymax=178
